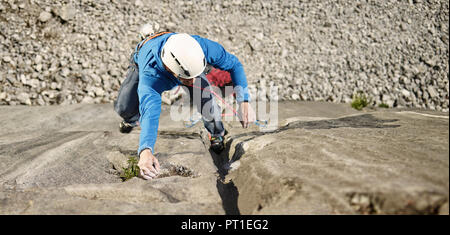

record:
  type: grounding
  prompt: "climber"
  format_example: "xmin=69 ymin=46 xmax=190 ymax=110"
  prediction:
xmin=114 ymin=26 xmax=255 ymax=180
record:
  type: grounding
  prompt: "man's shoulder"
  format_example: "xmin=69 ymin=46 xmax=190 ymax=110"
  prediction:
xmin=140 ymin=33 xmax=174 ymax=56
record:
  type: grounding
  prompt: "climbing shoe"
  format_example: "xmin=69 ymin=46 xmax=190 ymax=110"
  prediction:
xmin=119 ymin=121 xmax=134 ymax=133
xmin=210 ymin=135 xmax=225 ymax=154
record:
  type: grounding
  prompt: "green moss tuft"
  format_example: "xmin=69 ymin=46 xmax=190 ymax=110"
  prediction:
xmin=378 ymin=103 xmax=389 ymax=108
xmin=351 ymin=92 xmax=369 ymax=111
xmin=120 ymin=156 xmax=140 ymax=181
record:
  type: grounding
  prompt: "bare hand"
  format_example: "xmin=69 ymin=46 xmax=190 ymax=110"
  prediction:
xmin=138 ymin=149 xmax=160 ymax=180
xmin=238 ymin=102 xmax=256 ymax=128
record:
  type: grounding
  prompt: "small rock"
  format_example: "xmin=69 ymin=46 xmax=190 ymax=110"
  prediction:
xmin=401 ymin=89 xmax=410 ymax=97
xmin=50 ymin=82 xmax=58 ymax=90
xmin=400 ymin=23 xmax=408 ymax=31
xmin=20 ymin=74 xmax=30 ymax=85
xmin=61 ymin=68 xmax=70 ymax=77
xmin=81 ymin=96 xmax=94 ymax=104
xmin=97 ymin=41 xmax=107 ymax=51
xmin=17 ymin=92 xmax=31 ymax=105
xmin=53 ymin=4 xmax=76 ymax=22
xmin=34 ymin=55 xmax=43 ymax=65
xmin=382 ymin=94 xmax=395 ymax=107
xmin=29 ymin=79 xmax=40 ymax=88
xmin=397 ymin=97 xmax=407 ymax=107
xmin=255 ymin=32 xmax=264 ymax=41
xmin=35 ymin=64 xmax=43 ymax=72
xmin=81 ymin=61 xmax=90 ymax=69
xmin=106 ymin=151 xmax=129 ymax=175
xmin=10 ymin=2 xmax=17 ymax=10
xmin=399 ymin=76 xmax=411 ymax=85
xmin=425 ymin=59 xmax=436 ymax=67
xmin=427 ymin=86 xmax=438 ymax=98
xmin=94 ymin=87 xmax=105 ymax=97
xmin=422 ymin=90 xmax=429 ymax=100
xmin=39 ymin=11 xmax=52 ymax=23
xmin=248 ymin=39 xmax=262 ymax=51
xmin=134 ymin=0 xmax=144 ymax=7
xmin=3 ymin=56 xmax=12 ymax=63
xmin=166 ymin=22 xmax=176 ymax=29
xmin=36 ymin=96 xmax=45 ymax=106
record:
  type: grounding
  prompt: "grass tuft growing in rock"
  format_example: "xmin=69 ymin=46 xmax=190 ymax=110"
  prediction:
xmin=378 ymin=103 xmax=389 ymax=108
xmin=120 ymin=156 xmax=140 ymax=181
xmin=351 ymin=92 xmax=369 ymax=111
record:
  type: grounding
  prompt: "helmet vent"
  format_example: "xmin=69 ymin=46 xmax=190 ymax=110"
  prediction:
xmin=183 ymin=69 xmax=190 ymax=77
xmin=170 ymin=52 xmax=190 ymax=77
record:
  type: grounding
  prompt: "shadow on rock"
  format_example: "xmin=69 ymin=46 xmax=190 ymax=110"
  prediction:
xmin=208 ymin=140 xmax=240 ymax=215
xmin=282 ymin=114 xmax=400 ymax=131
xmin=233 ymin=114 xmax=400 ymax=141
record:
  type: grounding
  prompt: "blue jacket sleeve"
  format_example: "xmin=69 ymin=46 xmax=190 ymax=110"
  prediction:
xmin=137 ymin=69 xmax=164 ymax=156
xmin=193 ymin=36 xmax=251 ymax=103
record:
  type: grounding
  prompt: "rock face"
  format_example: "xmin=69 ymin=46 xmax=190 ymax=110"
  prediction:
xmin=0 ymin=104 xmax=224 ymax=214
xmin=0 ymin=102 xmax=448 ymax=214
xmin=0 ymin=0 xmax=448 ymax=112
xmin=223 ymin=102 xmax=449 ymax=214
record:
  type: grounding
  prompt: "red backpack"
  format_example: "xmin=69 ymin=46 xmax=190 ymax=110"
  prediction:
xmin=205 ymin=68 xmax=232 ymax=88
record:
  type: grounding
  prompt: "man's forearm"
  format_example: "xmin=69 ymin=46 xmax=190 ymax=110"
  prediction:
xmin=137 ymin=92 xmax=162 ymax=156
xmin=138 ymin=112 xmax=158 ymax=156
xmin=229 ymin=62 xmax=251 ymax=103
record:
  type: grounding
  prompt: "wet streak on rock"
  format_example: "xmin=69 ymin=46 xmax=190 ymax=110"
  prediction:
xmin=233 ymin=114 xmax=400 ymax=140
xmin=158 ymin=131 xmax=201 ymax=139
xmin=282 ymin=114 xmax=400 ymax=130
xmin=0 ymin=131 xmax=91 ymax=180
xmin=0 ymin=131 xmax=88 ymax=156
xmin=156 ymin=189 xmax=182 ymax=203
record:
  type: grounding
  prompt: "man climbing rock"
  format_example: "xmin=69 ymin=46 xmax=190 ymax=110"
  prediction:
xmin=114 ymin=26 xmax=255 ymax=180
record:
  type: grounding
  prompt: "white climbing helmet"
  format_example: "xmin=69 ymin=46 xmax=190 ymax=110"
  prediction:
xmin=161 ymin=33 xmax=206 ymax=79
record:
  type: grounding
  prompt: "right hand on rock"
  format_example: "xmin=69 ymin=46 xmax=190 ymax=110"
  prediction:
xmin=138 ymin=149 xmax=160 ymax=180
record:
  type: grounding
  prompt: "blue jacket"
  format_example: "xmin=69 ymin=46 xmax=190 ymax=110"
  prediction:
xmin=135 ymin=33 xmax=251 ymax=155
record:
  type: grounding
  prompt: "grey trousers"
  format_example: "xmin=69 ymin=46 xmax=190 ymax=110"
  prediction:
xmin=114 ymin=52 xmax=140 ymax=124
xmin=181 ymin=74 xmax=225 ymax=137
